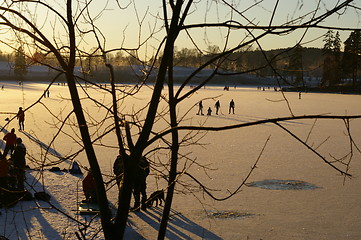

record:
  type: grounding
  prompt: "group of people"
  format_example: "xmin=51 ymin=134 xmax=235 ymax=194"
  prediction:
xmin=113 ymin=152 xmax=150 ymax=211
xmin=0 ymin=106 xmax=27 ymax=202
xmin=197 ymin=99 xmax=235 ymax=116
xmin=0 ymin=128 xmax=27 ymax=191
xmin=82 ymin=151 xmax=150 ymax=211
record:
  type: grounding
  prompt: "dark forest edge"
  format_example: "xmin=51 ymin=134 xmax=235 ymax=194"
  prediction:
xmin=283 ymin=85 xmax=361 ymax=95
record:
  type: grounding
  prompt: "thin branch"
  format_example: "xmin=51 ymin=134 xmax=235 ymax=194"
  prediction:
xmin=275 ymin=122 xmax=351 ymax=176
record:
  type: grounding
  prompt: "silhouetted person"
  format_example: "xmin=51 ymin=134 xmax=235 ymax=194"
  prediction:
xmin=3 ymin=128 xmax=17 ymax=157
xmin=16 ymin=107 xmax=25 ymax=131
xmin=229 ymin=99 xmax=235 ymax=114
xmin=82 ymin=170 xmax=97 ymax=203
xmin=207 ymin=107 xmax=212 ymax=116
xmin=197 ymin=100 xmax=204 ymax=115
xmin=215 ymin=100 xmax=220 ymax=115
xmin=12 ymin=138 xmax=26 ymax=190
xmin=132 ymin=156 xmax=150 ymax=211
xmin=113 ymin=151 xmax=124 ymax=188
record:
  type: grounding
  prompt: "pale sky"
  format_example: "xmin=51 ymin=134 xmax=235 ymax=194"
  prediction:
xmin=0 ymin=0 xmax=359 ymax=59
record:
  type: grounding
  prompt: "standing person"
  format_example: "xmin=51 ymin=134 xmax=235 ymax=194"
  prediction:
xmin=229 ymin=99 xmax=235 ymax=114
xmin=113 ymin=151 xmax=124 ymax=188
xmin=132 ymin=156 xmax=150 ymax=211
xmin=82 ymin=170 xmax=97 ymax=203
xmin=16 ymin=107 xmax=25 ymax=131
xmin=12 ymin=138 xmax=26 ymax=190
xmin=3 ymin=128 xmax=17 ymax=157
xmin=214 ymin=100 xmax=220 ymax=115
xmin=196 ymin=100 xmax=204 ymax=115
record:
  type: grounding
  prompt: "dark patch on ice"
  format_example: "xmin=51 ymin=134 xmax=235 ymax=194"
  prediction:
xmin=207 ymin=210 xmax=255 ymax=219
xmin=247 ymin=179 xmax=319 ymax=190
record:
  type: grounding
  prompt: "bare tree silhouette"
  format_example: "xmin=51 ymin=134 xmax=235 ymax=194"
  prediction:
xmin=0 ymin=0 xmax=360 ymax=239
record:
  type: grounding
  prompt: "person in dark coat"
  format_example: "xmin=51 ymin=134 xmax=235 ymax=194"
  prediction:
xmin=16 ymin=107 xmax=25 ymax=131
xmin=113 ymin=151 xmax=124 ymax=188
xmin=12 ymin=138 xmax=26 ymax=190
xmin=3 ymin=128 xmax=17 ymax=157
xmin=132 ymin=156 xmax=150 ymax=211
xmin=214 ymin=100 xmax=220 ymax=115
xmin=229 ymin=99 xmax=235 ymax=114
xmin=82 ymin=170 xmax=97 ymax=203
xmin=196 ymin=100 xmax=204 ymax=115
xmin=207 ymin=107 xmax=212 ymax=116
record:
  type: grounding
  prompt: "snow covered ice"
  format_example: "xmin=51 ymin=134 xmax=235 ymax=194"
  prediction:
xmin=0 ymin=82 xmax=360 ymax=239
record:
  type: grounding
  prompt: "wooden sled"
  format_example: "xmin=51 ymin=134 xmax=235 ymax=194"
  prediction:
xmin=78 ymin=202 xmax=100 ymax=215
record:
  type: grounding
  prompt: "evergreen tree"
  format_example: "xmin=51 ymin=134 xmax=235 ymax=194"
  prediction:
xmin=323 ymin=30 xmax=334 ymax=54
xmin=322 ymin=30 xmax=342 ymax=86
xmin=0 ymin=50 xmax=8 ymax=62
xmin=342 ymin=30 xmax=361 ymax=86
xmin=333 ymin=31 xmax=342 ymax=84
xmin=288 ymin=44 xmax=303 ymax=86
xmin=14 ymin=47 xmax=27 ymax=78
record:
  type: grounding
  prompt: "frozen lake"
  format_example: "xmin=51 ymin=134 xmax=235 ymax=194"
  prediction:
xmin=0 ymin=81 xmax=360 ymax=239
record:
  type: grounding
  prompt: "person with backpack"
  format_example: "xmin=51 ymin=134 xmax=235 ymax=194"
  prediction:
xmin=132 ymin=156 xmax=150 ymax=211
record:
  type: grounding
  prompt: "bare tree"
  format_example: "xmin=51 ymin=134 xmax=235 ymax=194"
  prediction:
xmin=0 ymin=0 xmax=360 ymax=240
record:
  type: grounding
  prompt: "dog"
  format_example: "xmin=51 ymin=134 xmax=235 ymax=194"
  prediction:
xmin=146 ymin=190 xmax=164 ymax=208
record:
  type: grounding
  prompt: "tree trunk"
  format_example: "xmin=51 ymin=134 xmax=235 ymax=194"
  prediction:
xmin=158 ymin=36 xmax=179 ymax=240
xmin=65 ymin=1 xmax=113 ymax=238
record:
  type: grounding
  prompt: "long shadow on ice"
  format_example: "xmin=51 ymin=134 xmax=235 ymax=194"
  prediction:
xmin=0 ymin=172 xmax=66 ymax=240
xmin=0 ymin=126 xmax=68 ymax=164
xmin=21 ymin=130 xmax=65 ymax=160
xmin=131 ymin=207 xmax=222 ymax=239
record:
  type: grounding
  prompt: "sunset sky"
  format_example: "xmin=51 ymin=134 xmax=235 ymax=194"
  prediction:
xmin=0 ymin=0 xmax=359 ymax=58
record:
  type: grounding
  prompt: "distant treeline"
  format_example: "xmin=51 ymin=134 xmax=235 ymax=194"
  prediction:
xmin=0 ymin=44 xmax=359 ymax=88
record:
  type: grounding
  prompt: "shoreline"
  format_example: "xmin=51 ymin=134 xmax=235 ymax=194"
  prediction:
xmin=1 ymin=78 xmax=361 ymax=95
xmin=282 ymin=85 xmax=361 ymax=95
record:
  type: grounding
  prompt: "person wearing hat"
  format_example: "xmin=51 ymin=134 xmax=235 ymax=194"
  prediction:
xmin=16 ymin=107 xmax=25 ymax=131
xmin=12 ymin=138 xmax=26 ymax=190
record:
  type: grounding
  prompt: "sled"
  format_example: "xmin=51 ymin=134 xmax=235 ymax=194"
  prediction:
xmin=78 ymin=202 xmax=100 ymax=215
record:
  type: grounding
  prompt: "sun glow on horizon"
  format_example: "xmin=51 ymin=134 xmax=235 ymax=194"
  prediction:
xmin=0 ymin=0 xmax=358 ymax=59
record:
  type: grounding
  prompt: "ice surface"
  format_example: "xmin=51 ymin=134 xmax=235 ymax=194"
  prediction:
xmin=0 ymin=82 xmax=360 ymax=239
